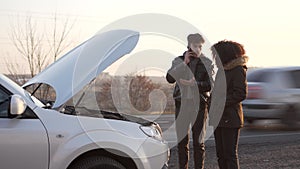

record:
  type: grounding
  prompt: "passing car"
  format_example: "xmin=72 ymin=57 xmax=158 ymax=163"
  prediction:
xmin=0 ymin=30 xmax=169 ymax=169
xmin=243 ymin=67 xmax=300 ymax=127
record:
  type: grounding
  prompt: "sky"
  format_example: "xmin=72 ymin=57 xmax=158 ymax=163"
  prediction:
xmin=0 ymin=0 xmax=300 ymax=75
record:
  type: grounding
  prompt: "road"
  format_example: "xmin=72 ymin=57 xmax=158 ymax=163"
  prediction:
xmin=138 ymin=114 xmax=300 ymax=168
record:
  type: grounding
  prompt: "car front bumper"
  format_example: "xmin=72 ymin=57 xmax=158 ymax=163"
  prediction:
xmin=135 ymin=138 xmax=169 ymax=169
xmin=243 ymin=102 xmax=287 ymax=119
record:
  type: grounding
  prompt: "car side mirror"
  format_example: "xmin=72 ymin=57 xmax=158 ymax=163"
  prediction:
xmin=9 ymin=94 xmax=27 ymax=117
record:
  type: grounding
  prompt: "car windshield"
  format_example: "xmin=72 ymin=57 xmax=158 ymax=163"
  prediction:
xmin=247 ymin=69 xmax=272 ymax=82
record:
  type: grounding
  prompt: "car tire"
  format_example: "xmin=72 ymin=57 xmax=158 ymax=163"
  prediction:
xmin=282 ymin=105 xmax=299 ymax=129
xmin=69 ymin=156 xmax=126 ymax=169
xmin=246 ymin=119 xmax=255 ymax=124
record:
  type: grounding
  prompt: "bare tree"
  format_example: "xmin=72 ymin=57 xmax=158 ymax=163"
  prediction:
xmin=5 ymin=56 xmax=28 ymax=85
xmin=97 ymin=75 xmax=161 ymax=114
xmin=49 ymin=14 xmax=75 ymax=62
xmin=8 ymin=16 xmax=48 ymax=78
xmin=6 ymin=14 xmax=75 ymax=84
xmin=128 ymin=75 xmax=160 ymax=112
xmin=5 ymin=14 xmax=75 ymax=105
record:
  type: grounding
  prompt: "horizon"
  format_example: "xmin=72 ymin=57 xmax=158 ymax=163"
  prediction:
xmin=1 ymin=0 xmax=300 ymax=75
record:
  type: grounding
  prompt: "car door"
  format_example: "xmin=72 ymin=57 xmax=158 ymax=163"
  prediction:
xmin=0 ymin=85 xmax=49 ymax=169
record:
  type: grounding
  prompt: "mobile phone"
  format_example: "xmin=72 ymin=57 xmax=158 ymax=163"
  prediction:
xmin=188 ymin=47 xmax=196 ymax=55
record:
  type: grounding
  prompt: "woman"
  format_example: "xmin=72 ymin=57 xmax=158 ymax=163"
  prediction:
xmin=211 ymin=40 xmax=248 ymax=169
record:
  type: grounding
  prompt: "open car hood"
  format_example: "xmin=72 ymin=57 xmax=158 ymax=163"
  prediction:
xmin=23 ymin=30 xmax=139 ymax=108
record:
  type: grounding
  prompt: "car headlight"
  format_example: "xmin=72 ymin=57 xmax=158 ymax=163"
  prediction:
xmin=140 ymin=124 xmax=162 ymax=141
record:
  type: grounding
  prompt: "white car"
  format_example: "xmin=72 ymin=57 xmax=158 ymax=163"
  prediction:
xmin=243 ymin=67 xmax=300 ymax=128
xmin=0 ymin=30 xmax=169 ymax=169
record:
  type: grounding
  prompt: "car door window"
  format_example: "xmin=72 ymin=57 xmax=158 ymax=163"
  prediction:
xmin=0 ymin=87 xmax=10 ymax=118
xmin=287 ymin=70 xmax=300 ymax=88
xmin=0 ymin=85 xmax=38 ymax=119
xmin=247 ymin=70 xmax=272 ymax=82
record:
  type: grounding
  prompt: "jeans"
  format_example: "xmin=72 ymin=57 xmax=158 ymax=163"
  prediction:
xmin=175 ymin=99 xmax=207 ymax=169
xmin=214 ymin=127 xmax=240 ymax=169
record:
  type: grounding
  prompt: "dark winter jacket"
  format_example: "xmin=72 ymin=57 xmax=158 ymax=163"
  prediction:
xmin=217 ymin=56 xmax=248 ymax=128
xmin=166 ymin=53 xmax=213 ymax=105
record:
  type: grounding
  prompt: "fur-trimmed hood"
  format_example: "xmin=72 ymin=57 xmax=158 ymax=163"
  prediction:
xmin=224 ymin=55 xmax=249 ymax=70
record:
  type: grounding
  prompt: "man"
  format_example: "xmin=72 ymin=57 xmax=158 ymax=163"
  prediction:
xmin=166 ymin=33 xmax=213 ymax=169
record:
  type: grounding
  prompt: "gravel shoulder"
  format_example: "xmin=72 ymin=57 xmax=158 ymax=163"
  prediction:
xmin=168 ymin=132 xmax=300 ymax=169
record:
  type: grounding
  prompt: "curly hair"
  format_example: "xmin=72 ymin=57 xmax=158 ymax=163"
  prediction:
xmin=211 ymin=40 xmax=245 ymax=65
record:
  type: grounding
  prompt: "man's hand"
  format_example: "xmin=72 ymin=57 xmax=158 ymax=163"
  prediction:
xmin=180 ymin=77 xmax=196 ymax=86
xmin=184 ymin=51 xmax=196 ymax=64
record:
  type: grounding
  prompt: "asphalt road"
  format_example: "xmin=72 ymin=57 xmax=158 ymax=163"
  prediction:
xmin=139 ymin=114 xmax=300 ymax=169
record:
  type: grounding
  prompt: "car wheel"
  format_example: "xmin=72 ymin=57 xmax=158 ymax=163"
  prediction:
xmin=69 ymin=156 xmax=126 ymax=169
xmin=282 ymin=105 xmax=299 ymax=129
xmin=246 ymin=119 xmax=255 ymax=124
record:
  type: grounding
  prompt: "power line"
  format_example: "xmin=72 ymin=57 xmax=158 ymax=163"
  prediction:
xmin=0 ymin=9 xmax=103 ymax=18
xmin=0 ymin=9 xmax=108 ymax=22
